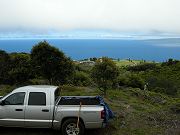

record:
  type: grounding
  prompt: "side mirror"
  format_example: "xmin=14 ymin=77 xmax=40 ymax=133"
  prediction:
xmin=0 ymin=100 xmax=5 ymax=106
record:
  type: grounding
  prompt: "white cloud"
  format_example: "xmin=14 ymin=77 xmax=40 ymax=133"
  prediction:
xmin=0 ymin=0 xmax=180 ymax=34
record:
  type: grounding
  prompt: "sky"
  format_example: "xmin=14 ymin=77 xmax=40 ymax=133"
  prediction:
xmin=0 ymin=0 xmax=180 ymax=39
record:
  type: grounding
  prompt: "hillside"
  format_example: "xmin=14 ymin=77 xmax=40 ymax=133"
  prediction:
xmin=0 ymin=85 xmax=179 ymax=135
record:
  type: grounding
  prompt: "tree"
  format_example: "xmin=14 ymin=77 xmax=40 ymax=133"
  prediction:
xmin=91 ymin=57 xmax=119 ymax=96
xmin=90 ymin=57 xmax=97 ymax=61
xmin=8 ymin=53 xmax=32 ymax=84
xmin=162 ymin=59 xmax=179 ymax=66
xmin=0 ymin=50 xmax=11 ymax=84
xmin=31 ymin=41 xmax=74 ymax=84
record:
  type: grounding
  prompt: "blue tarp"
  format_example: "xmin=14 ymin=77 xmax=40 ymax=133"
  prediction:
xmin=96 ymin=96 xmax=115 ymax=122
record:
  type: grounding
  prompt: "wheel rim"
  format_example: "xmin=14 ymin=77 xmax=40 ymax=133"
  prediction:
xmin=66 ymin=123 xmax=80 ymax=135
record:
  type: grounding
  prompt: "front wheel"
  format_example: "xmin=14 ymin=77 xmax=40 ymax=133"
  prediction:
xmin=61 ymin=118 xmax=85 ymax=135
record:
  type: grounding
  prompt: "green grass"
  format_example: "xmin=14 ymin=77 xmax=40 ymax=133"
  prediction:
xmin=115 ymin=59 xmax=156 ymax=67
xmin=115 ymin=60 xmax=142 ymax=67
xmin=0 ymin=85 xmax=179 ymax=135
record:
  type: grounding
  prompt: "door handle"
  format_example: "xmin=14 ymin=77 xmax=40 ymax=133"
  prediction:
xmin=42 ymin=109 xmax=49 ymax=112
xmin=15 ymin=109 xmax=23 ymax=111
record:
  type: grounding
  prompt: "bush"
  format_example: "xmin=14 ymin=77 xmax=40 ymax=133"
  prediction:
xmin=73 ymin=71 xmax=91 ymax=86
xmin=127 ymin=74 xmax=145 ymax=89
xmin=147 ymin=77 xmax=178 ymax=96
xmin=118 ymin=76 xmax=129 ymax=86
xmin=127 ymin=63 xmax=157 ymax=72
xmin=8 ymin=53 xmax=32 ymax=84
xmin=0 ymin=50 xmax=11 ymax=84
xmin=118 ymin=74 xmax=144 ymax=89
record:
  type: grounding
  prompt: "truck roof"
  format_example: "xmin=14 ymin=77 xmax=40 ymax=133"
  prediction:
xmin=13 ymin=85 xmax=58 ymax=93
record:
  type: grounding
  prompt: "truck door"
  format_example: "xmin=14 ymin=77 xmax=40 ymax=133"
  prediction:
xmin=0 ymin=92 xmax=26 ymax=127
xmin=25 ymin=92 xmax=51 ymax=128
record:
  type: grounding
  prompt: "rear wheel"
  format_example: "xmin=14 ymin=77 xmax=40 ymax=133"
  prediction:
xmin=61 ymin=118 xmax=85 ymax=135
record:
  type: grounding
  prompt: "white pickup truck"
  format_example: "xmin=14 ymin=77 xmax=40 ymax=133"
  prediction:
xmin=0 ymin=85 xmax=113 ymax=135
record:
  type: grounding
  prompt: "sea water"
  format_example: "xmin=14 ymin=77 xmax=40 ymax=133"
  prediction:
xmin=0 ymin=39 xmax=180 ymax=62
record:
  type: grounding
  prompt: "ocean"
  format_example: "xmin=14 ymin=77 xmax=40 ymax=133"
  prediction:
xmin=0 ymin=39 xmax=180 ymax=62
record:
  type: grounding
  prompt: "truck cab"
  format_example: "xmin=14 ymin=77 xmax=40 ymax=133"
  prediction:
xmin=0 ymin=85 xmax=58 ymax=128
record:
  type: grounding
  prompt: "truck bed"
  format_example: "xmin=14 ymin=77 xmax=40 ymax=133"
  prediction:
xmin=52 ymin=96 xmax=106 ymax=129
xmin=53 ymin=96 xmax=114 ymax=129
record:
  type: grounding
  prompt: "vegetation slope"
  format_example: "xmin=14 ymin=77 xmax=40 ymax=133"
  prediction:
xmin=0 ymin=41 xmax=179 ymax=135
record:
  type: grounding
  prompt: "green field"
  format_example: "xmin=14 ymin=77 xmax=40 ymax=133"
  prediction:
xmin=0 ymin=85 xmax=179 ymax=135
xmin=115 ymin=60 xmax=143 ymax=67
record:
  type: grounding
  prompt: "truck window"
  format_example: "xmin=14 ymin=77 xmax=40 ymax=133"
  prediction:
xmin=28 ymin=92 xmax=46 ymax=106
xmin=4 ymin=92 xmax=25 ymax=105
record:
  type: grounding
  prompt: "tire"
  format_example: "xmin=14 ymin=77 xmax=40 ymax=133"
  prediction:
xmin=61 ymin=118 xmax=85 ymax=135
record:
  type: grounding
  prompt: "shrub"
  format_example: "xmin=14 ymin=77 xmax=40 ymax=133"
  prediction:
xmin=73 ymin=71 xmax=91 ymax=86
xmin=118 ymin=74 xmax=144 ymax=89
xmin=147 ymin=77 xmax=178 ymax=96
xmin=0 ymin=50 xmax=11 ymax=84
xmin=127 ymin=74 xmax=145 ymax=89
xmin=127 ymin=63 xmax=157 ymax=72
xmin=8 ymin=53 xmax=32 ymax=84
